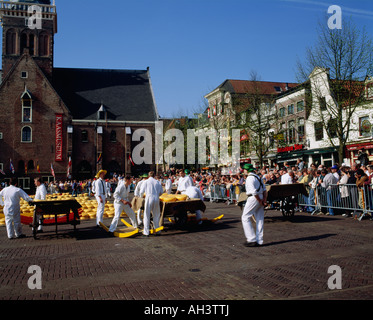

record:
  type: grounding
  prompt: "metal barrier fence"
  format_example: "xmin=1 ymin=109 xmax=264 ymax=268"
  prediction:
xmin=297 ymin=184 xmax=373 ymax=221
xmin=205 ymin=184 xmax=240 ymax=204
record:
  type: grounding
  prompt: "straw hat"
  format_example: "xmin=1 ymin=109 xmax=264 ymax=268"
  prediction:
xmin=95 ymin=169 xmax=107 ymax=179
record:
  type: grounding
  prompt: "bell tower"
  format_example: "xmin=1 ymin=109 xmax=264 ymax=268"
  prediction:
xmin=0 ymin=0 xmax=57 ymax=79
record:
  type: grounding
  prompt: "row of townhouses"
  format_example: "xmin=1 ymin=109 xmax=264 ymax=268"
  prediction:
xmin=199 ymin=67 xmax=373 ymax=171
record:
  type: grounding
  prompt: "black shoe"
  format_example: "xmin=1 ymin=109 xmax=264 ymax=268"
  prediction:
xmin=108 ymin=232 xmax=115 ymax=237
xmin=16 ymin=234 xmax=26 ymax=239
xmin=244 ymin=241 xmax=257 ymax=247
xmin=256 ymin=242 xmax=263 ymax=247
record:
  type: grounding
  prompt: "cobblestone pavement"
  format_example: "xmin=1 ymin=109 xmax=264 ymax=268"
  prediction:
xmin=0 ymin=200 xmax=373 ymax=302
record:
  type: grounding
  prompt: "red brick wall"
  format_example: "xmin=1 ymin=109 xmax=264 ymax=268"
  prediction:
xmin=0 ymin=54 xmax=70 ymax=178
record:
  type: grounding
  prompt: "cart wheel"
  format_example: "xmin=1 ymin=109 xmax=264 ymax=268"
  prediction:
xmin=281 ymin=197 xmax=295 ymax=218
xmin=174 ymin=211 xmax=188 ymax=227
xmin=281 ymin=209 xmax=295 ymax=218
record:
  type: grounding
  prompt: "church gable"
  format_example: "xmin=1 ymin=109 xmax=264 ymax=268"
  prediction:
xmin=0 ymin=53 xmax=70 ymax=118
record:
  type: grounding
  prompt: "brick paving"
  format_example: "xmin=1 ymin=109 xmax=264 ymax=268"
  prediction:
xmin=0 ymin=200 xmax=373 ymax=301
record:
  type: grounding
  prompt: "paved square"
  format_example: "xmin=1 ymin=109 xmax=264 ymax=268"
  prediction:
xmin=1 ymin=201 xmax=373 ymax=301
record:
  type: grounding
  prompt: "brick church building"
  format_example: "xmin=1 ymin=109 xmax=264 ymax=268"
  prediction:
xmin=0 ymin=0 xmax=159 ymax=190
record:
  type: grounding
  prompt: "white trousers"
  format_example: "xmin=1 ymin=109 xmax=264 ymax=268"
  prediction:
xmin=4 ymin=207 xmax=23 ymax=239
xmin=242 ymin=196 xmax=264 ymax=245
xmin=95 ymin=195 xmax=106 ymax=226
xmin=143 ymin=196 xmax=161 ymax=236
xmin=137 ymin=209 xmax=143 ymax=224
xmin=109 ymin=203 xmax=138 ymax=232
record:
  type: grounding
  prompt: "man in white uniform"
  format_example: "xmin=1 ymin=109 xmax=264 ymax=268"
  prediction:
xmin=241 ymin=164 xmax=267 ymax=247
xmin=109 ymin=176 xmax=138 ymax=233
xmin=176 ymin=169 xmax=193 ymax=194
xmin=105 ymin=179 xmax=112 ymax=199
xmin=94 ymin=170 xmax=107 ymax=227
xmin=133 ymin=174 xmax=148 ymax=226
xmin=0 ymin=178 xmax=33 ymax=239
xmin=33 ymin=178 xmax=47 ymax=232
xmin=164 ymin=174 xmax=172 ymax=194
xmin=183 ymin=185 xmax=204 ymax=224
xmin=139 ymin=171 xmax=163 ymax=237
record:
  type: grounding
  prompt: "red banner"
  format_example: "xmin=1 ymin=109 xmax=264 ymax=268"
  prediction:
xmin=55 ymin=114 xmax=63 ymax=162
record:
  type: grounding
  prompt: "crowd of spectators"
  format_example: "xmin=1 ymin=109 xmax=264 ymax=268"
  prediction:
xmin=1 ymin=154 xmax=372 ymax=219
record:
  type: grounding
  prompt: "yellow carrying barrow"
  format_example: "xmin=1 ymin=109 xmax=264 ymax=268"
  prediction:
xmin=168 ymin=213 xmax=224 ymax=225
xmin=99 ymin=219 xmax=164 ymax=238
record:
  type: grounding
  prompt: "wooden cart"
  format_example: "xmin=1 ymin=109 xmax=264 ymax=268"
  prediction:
xmin=237 ymin=184 xmax=308 ymax=218
xmin=131 ymin=196 xmax=206 ymax=227
xmin=30 ymin=199 xmax=82 ymax=239
xmin=159 ymin=198 xmax=207 ymax=227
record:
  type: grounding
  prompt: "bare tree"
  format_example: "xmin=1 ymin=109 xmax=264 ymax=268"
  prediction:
xmin=234 ymin=70 xmax=278 ymax=168
xmin=296 ymin=18 xmax=373 ymax=163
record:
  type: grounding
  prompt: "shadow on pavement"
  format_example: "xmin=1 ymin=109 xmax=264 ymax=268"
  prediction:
xmin=264 ymin=212 xmax=338 ymax=223
xmin=263 ymin=233 xmax=337 ymax=247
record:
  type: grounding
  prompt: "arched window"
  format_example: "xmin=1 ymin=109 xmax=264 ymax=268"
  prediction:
xmin=21 ymin=126 xmax=32 ymax=143
xmin=29 ymin=34 xmax=35 ymax=56
xmin=27 ymin=160 xmax=35 ymax=170
xmin=6 ymin=29 xmax=17 ymax=55
xmin=39 ymin=33 xmax=49 ymax=56
xmin=20 ymin=32 xmax=28 ymax=54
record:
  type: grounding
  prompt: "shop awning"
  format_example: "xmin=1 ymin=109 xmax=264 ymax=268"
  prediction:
xmin=346 ymin=142 xmax=373 ymax=151
xmin=302 ymin=147 xmax=338 ymax=155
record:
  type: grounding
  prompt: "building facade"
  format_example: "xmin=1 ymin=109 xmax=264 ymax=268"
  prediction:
xmin=306 ymin=67 xmax=373 ymax=166
xmin=274 ymin=83 xmax=310 ymax=167
xmin=202 ymin=69 xmax=373 ymax=171
xmin=203 ymin=79 xmax=298 ymax=169
xmin=0 ymin=1 xmax=158 ymax=191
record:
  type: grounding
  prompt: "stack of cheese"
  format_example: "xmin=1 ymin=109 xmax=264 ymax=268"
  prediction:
xmin=159 ymin=193 xmax=188 ymax=203
xmin=1 ymin=193 xmax=129 ymax=224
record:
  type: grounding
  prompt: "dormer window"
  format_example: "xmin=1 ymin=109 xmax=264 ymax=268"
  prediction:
xmin=21 ymin=90 xmax=33 ymax=123
xmin=97 ymin=104 xmax=107 ymax=121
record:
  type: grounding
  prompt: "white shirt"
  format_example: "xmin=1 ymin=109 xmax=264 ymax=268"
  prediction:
xmin=139 ymin=177 xmax=163 ymax=198
xmin=281 ymin=173 xmax=293 ymax=185
xmin=177 ymin=175 xmax=194 ymax=192
xmin=0 ymin=185 xmax=33 ymax=214
xmin=113 ymin=183 xmax=131 ymax=204
xmin=183 ymin=186 xmax=204 ymax=201
xmin=134 ymin=179 xmax=146 ymax=197
xmin=245 ymin=174 xmax=266 ymax=196
xmin=165 ymin=179 xmax=172 ymax=192
xmin=94 ymin=178 xmax=106 ymax=197
xmin=35 ymin=184 xmax=47 ymax=201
